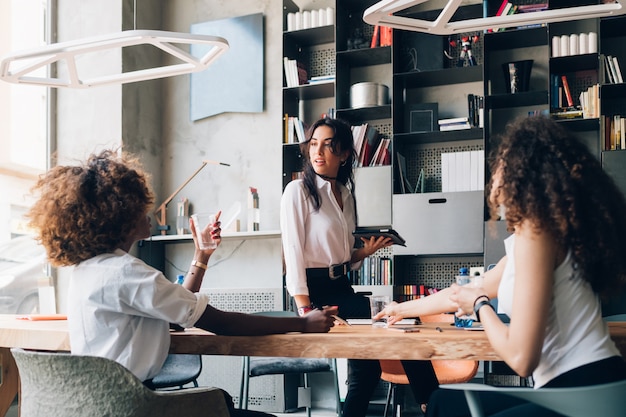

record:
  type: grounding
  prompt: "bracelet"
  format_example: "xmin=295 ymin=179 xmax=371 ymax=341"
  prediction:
xmin=473 ymin=294 xmax=490 ymax=310
xmin=297 ymin=305 xmax=314 ymax=317
xmin=191 ymin=259 xmax=208 ymax=270
xmin=474 ymin=299 xmax=495 ymax=322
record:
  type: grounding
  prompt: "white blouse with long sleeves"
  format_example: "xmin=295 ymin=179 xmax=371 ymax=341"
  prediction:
xmin=68 ymin=249 xmax=209 ymax=381
xmin=281 ymin=175 xmax=357 ymax=297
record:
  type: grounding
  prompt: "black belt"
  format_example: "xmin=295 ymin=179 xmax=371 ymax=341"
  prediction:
xmin=307 ymin=262 xmax=351 ymax=279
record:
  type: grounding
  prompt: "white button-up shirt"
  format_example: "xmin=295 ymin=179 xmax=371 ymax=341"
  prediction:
xmin=281 ymin=175 xmax=357 ymax=296
xmin=68 ymin=249 xmax=209 ymax=381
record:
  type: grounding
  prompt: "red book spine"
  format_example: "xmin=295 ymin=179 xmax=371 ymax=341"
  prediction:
xmin=561 ymin=75 xmax=574 ymax=107
xmin=370 ymin=25 xmax=379 ymax=48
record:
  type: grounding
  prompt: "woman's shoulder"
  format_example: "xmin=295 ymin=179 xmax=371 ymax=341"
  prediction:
xmin=283 ymin=179 xmax=306 ymax=196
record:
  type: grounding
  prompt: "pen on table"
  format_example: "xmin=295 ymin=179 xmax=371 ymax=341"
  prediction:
xmin=331 ymin=315 xmax=351 ymax=326
xmin=322 ymin=305 xmax=351 ymax=326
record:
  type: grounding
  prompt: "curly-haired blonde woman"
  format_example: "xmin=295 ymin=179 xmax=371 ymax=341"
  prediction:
xmin=375 ymin=116 xmax=626 ymax=416
xmin=27 ymin=149 xmax=336 ymax=417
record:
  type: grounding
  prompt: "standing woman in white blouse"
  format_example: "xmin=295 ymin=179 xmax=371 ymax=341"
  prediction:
xmin=280 ymin=117 xmax=440 ymax=417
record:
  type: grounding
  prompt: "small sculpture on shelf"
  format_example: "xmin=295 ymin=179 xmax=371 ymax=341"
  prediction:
xmin=347 ymin=27 xmax=369 ymax=50
xmin=445 ymin=34 xmax=479 ymax=67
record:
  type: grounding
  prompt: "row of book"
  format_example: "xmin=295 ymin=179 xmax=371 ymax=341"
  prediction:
xmin=350 ymin=257 xmax=393 ymax=286
xmin=283 ymin=115 xmax=307 ymax=144
xmin=396 ymin=152 xmax=424 ymax=194
xmin=370 ymin=25 xmax=392 ymax=48
xmin=550 ymin=73 xmax=577 ymax=110
xmin=579 ymin=84 xmax=600 ymax=119
xmin=395 ymin=285 xmax=439 ymax=302
xmin=467 ymin=94 xmax=484 ymax=128
xmin=283 ymin=57 xmax=307 ymax=88
xmin=441 ymin=150 xmax=485 ymax=193
xmin=489 ymin=1 xmax=547 ymax=33
xmin=604 ymin=114 xmax=625 ymax=151
xmin=605 ymin=55 xmax=624 ymax=84
xmin=352 ymin=123 xmax=390 ymax=167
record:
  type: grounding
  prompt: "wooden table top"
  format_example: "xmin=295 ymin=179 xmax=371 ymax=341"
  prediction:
xmin=2 ymin=315 xmax=626 ymax=361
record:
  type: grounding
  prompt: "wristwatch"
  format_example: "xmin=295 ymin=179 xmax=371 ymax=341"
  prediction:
xmin=474 ymin=299 xmax=495 ymax=322
xmin=297 ymin=305 xmax=314 ymax=316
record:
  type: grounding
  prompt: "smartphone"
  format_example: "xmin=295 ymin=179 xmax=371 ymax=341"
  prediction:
xmin=386 ymin=325 xmax=420 ymax=333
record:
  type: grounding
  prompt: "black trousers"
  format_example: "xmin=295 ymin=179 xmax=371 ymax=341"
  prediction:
xmin=425 ymin=356 xmax=626 ymax=417
xmin=306 ymin=270 xmax=440 ymax=417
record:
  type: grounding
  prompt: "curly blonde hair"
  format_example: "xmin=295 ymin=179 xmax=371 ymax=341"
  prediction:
xmin=488 ymin=116 xmax=626 ymax=299
xmin=27 ymin=149 xmax=154 ymax=267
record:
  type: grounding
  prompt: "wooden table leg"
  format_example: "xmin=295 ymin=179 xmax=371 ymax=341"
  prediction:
xmin=0 ymin=347 xmax=18 ymax=417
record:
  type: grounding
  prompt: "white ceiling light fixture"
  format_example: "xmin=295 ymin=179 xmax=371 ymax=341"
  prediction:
xmin=363 ymin=0 xmax=626 ymax=35
xmin=0 ymin=30 xmax=229 ymax=88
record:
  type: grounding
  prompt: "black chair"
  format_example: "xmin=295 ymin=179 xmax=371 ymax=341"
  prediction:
xmin=152 ymin=354 xmax=203 ymax=390
xmin=239 ymin=311 xmax=341 ymax=417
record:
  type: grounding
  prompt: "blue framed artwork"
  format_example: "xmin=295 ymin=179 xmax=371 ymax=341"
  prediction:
xmin=190 ymin=13 xmax=264 ymax=121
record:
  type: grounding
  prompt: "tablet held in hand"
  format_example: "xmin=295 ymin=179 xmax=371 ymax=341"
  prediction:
xmin=353 ymin=227 xmax=407 ymax=246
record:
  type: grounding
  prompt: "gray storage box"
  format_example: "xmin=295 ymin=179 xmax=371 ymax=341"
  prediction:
xmin=393 ymin=191 xmax=484 ymax=255
xmin=354 ymin=166 xmax=392 ymax=227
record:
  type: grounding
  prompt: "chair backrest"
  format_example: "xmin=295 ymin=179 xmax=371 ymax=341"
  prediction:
xmin=11 ymin=348 xmax=229 ymax=417
xmin=441 ymin=380 xmax=626 ymax=417
xmin=151 ymin=354 xmax=203 ymax=389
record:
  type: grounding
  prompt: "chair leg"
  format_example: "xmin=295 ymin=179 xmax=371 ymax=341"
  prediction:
xmin=463 ymin=391 xmax=486 ymax=417
xmin=304 ymin=373 xmax=312 ymax=417
xmin=331 ymin=359 xmax=342 ymax=417
xmin=239 ymin=357 xmax=250 ymax=409
xmin=392 ymin=384 xmax=399 ymax=417
xmin=383 ymin=383 xmax=394 ymax=417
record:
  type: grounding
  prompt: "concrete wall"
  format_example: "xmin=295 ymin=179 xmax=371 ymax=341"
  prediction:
xmin=156 ymin=0 xmax=284 ymax=290
xmin=53 ymin=0 xmax=287 ymax=307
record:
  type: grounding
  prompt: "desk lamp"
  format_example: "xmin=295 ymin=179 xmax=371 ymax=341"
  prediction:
xmin=154 ymin=160 xmax=230 ymax=235
xmin=363 ymin=0 xmax=626 ymax=36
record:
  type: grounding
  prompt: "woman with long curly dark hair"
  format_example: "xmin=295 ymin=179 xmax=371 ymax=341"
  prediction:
xmin=27 ymin=149 xmax=336 ymax=417
xmin=281 ymin=117 xmax=439 ymax=417
xmin=375 ymin=116 xmax=626 ymax=416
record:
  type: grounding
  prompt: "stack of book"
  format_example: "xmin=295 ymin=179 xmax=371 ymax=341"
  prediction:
xmin=438 ymin=117 xmax=471 ymax=131
xmin=308 ymin=74 xmax=335 ymax=85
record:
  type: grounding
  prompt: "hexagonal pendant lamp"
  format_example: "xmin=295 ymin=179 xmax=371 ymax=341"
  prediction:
xmin=0 ymin=30 xmax=229 ymax=88
xmin=363 ymin=0 xmax=626 ymax=35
